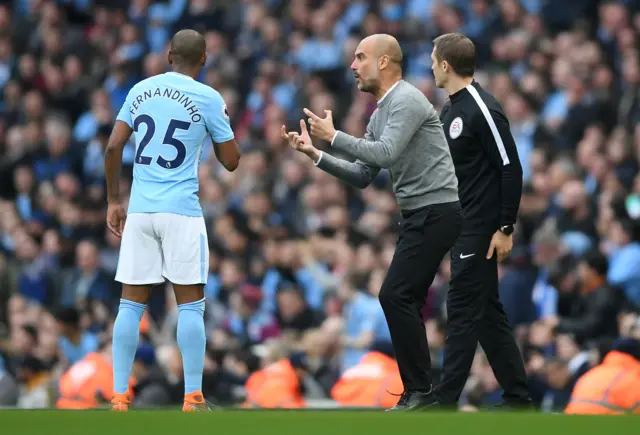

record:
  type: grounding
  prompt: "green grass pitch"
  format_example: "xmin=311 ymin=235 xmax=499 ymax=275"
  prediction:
xmin=1 ymin=410 xmax=638 ymax=435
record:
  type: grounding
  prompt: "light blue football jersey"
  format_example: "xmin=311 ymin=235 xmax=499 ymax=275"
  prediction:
xmin=116 ymin=72 xmax=234 ymax=217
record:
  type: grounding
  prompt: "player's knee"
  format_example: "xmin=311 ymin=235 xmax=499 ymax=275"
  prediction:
xmin=173 ymin=284 xmax=205 ymax=306
xmin=121 ymin=285 xmax=153 ymax=304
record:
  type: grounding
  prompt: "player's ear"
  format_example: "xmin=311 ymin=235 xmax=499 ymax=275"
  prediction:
xmin=168 ymin=50 xmax=173 ymax=65
xmin=201 ymin=53 xmax=206 ymax=67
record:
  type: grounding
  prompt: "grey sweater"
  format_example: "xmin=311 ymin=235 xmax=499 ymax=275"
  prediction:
xmin=316 ymin=80 xmax=458 ymax=210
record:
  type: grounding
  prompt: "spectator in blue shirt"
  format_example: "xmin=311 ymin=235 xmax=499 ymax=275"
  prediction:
xmin=55 ymin=307 xmax=99 ymax=366
xmin=294 ymin=9 xmax=341 ymax=72
xmin=33 ymin=119 xmax=75 ymax=183
xmin=338 ymin=274 xmax=391 ymax=372
xmin=60 ymin=240 xmax=114 ymax=309
xmin=607 ymin=219 xmax=640 ymax=306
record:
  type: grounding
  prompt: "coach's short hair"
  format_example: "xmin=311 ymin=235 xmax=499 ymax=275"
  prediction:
xmin=433 ymin=33 xmax=477 ymax=78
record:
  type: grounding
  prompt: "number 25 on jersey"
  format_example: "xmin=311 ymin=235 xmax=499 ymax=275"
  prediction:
xmin=134 ymin=115 xmax=191 ymax=169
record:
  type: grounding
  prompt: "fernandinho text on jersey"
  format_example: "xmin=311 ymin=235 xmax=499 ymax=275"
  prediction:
xmin=129 ymin=87 xmax=202 ymax=123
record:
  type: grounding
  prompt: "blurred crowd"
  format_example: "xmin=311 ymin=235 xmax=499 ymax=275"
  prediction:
xmin=1 ymin=0 xmax=640 ymax=411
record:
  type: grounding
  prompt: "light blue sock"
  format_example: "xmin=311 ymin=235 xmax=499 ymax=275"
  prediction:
xmin=112 ymin=299 xmax=146 ymax=394
xmin=177 ymin=298 xmax=206 ymax=395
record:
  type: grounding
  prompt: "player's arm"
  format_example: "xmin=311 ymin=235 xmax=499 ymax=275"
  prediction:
xmin=331 ymin=97 xmax=426 ymax=167
xmin=104 ymin=121 xmax=132 ymax=204
xmin=213 ymin=139 xmax=240 ymax=172
xmin=104 ymin=92 xmax=134 ymax=237
xmin=205 ymin=91 xmax=240 ymax=172
xmin=474 ymin=106 xmax=523 ymax=227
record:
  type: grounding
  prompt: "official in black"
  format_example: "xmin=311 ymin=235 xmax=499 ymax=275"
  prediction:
xmin=430 ymin=33 xmax=531 ymax=407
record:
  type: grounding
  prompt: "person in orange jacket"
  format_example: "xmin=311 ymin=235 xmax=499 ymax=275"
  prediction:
xmin=565 ymin=338 xmax=640 ymax=414
xmin=57 ymin=341 xmax=136 ymax=409
xmin=331 ymin=351 xmax=403 ymax=409
xmin=243 ymin=355 xmax=307 ymax=409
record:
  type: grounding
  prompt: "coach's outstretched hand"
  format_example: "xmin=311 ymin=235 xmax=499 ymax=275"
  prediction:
xmin=107 ymin=203 xmax=127 ymax=238
xmin=303 ymin=108 xmax=336 ymax=143
xmin=281 ymin=120 xmax=321 ymax=163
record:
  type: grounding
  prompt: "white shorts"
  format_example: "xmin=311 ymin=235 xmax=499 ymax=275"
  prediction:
xmin=115 ymin=213 xmax=209 ymax=286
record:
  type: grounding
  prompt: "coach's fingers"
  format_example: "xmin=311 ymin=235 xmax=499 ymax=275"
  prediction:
xmin=324 ymin=110 xmax=333 ymax=120
xmin=295 ymin=137 xmax=308 ymax=148
xmin=486 ymin=239 xmax=496 ymax=259
xmin=303 ymin=108 xmax=320 ymax=120
xmin=300 ymin=119 xmax=309 ymax=135
xmin=281 ymin=125 xmax=293 ymax=142
xmin=304 ymin=119 xmax=317 ymax=137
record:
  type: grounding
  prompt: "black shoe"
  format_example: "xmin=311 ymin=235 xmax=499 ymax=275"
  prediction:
xmin=386 ymin=389 xmax=440 ymax=412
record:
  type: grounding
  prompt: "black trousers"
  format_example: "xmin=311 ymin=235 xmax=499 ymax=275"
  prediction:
xmin=378 ymin=201 xmax=462 ymax=391
xmin=436 ymin=232 xmax=530 ymax=404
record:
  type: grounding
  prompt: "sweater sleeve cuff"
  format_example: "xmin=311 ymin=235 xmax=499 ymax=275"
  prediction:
xmin=331 ymin=131 xmax=350 ymax=151
xmin=330 ymin=131 xmax=339 ymax=145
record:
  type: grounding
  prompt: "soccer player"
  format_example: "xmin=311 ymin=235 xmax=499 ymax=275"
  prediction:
xmin=104 ymin=29 xmax=240 ymax=412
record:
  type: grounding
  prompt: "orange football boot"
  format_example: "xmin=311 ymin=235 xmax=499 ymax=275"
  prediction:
xmin=111 ymin=392 xmax=130 ymax=412
xmin=182 ymin=391 xmax=212 ymax=412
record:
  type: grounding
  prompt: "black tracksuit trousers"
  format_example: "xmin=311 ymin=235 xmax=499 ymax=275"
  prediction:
xmin=378 ymin=201 xmax=462 ymax=392
xmin=435 ymin=232 xmax=530 ymax=404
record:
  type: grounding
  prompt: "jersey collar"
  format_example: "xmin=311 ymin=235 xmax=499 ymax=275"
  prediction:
xmin=166 ymin=71 xmax=195 ymax=80
xmin=449 ymin=79 xmax=477 ymax=103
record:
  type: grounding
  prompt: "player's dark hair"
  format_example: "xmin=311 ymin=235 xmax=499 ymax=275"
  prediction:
xmin=170 ymin=29 xmax=206 ymax=67
xmin=433 ymin=33 xmax=476 ymax=77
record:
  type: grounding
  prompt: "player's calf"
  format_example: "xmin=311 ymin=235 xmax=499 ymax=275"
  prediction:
xmin=112 ymin=285 xmax=152 ymax=408
xmin=174 ymin=284 xmax=207 ymax=410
